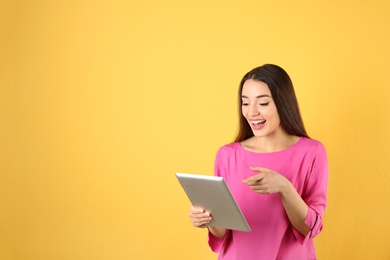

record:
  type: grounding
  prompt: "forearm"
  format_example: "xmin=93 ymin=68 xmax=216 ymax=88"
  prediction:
xmin=279 ymin=182 xmax=310 ymax=236
xmin=208 ymin=226 xmax=227 ymax=238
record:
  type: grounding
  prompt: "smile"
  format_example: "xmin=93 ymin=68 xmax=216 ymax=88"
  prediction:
xmin=251 ymin=120 xmax=266 ymax=126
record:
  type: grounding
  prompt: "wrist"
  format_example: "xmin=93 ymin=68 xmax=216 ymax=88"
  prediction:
xmin=279 ymin=178 xmax=293 ymax=197
xmin=208 ymin=226 xmax=227 ymax=238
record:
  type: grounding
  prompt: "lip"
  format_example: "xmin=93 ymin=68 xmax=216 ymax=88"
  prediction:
xmin=250 ymin=119 xmax=266 ymax=125
xmin=249 ymin=119 xmax=266 ymax=130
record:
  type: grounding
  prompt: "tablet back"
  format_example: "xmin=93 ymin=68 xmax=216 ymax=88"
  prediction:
xmin=176 ymin=173 xmax=251 ymax=232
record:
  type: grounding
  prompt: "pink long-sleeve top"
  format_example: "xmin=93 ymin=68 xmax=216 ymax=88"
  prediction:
xmin=208 ymin=137 xmax=328 ymax=260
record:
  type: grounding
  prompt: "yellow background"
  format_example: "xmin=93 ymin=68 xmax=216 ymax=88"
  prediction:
xmin=1 ymin=0 xmax=390 ymax=259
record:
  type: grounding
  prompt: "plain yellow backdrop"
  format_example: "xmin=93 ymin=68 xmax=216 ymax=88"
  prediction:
xmin=1 ymin=0 xmax=390 ymax=259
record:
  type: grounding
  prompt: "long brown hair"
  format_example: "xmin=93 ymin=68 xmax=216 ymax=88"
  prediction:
xmin=234 ymin=64 xmax=309 ymax=142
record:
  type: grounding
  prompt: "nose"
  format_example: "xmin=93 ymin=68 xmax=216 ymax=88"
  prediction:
xmin=249 ymin=104 xmax=260 ymax=116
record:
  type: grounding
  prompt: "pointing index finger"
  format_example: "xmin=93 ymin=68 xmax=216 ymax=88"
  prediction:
xmin=250 ymin=166 xmax=269 ymax=172
xmin=242 ymin=172 xmax=264 ymax=184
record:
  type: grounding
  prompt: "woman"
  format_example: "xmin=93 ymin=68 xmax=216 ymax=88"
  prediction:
xmin=189 ymin=64 xmax=328 ymax=259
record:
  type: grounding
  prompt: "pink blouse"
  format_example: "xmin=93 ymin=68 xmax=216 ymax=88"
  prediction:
xmin=208 ymin=138 xmax=328 ymax=260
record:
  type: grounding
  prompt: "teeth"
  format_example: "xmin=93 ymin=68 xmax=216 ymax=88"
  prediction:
xmin=252 ymin=120 xmax=265 ymax=125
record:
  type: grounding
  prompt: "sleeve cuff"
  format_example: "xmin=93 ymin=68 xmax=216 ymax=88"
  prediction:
xmin=293 ymin=208 xmax=322 ymax=244
xmin=208 ymin=229 xmax=231 ymax=253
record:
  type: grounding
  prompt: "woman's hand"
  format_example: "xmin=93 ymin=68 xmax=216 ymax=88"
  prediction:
xmin=242 ymin=166 xmax=289 ymax=194
xmin=189 ymin=206 xmax=227 ymax=238
xmin=243 ymin=166 xmax=310 ymax=236
xmin=189 ymin=206 xmax=212 ymax=228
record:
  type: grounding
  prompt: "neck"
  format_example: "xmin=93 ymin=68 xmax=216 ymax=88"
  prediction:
xmin=242 ymin=131 xmax=299 ymax=153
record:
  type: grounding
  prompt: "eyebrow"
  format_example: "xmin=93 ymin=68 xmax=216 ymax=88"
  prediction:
xmin=241 ymin=94 xmax=271 ymax=99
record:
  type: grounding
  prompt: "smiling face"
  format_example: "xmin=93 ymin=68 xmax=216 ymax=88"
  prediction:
xmin=241 ymin=79 xmax=283 ymax=138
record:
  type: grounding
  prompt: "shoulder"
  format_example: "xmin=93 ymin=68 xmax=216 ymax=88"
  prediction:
xmin=299 ymin=137 xmax=326 ymax=150
xmin=216 ymin=142 xmax=241 ymax=157
xmin=217 ymin=142 xmax=240 ymax=152
xmin=297 ymin=137 xmax=327 ymax=158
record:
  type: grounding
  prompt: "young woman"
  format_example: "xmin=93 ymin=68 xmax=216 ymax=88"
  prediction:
xmin=189 ymin=64 xmax=328 ymax=259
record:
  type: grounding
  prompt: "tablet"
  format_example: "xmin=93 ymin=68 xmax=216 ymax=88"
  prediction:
xmin=176 ymin=172 xmax=251 ymax=232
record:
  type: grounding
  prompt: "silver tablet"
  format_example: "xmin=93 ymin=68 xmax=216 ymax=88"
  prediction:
xmin=176 ymin=172 xmax=251 ymax=232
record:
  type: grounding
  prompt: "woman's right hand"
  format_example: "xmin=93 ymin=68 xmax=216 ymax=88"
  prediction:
xmin=189 ymin=206 xmax=212 ymax=228
xmin=189 ymin=206 xmax=227 ymax=238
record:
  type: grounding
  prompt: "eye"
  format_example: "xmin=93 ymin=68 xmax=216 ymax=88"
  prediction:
xmin=260 ymin=102 xmax=269 ymax=106
xmin=242 ymin=102 xmax=249 ymax=106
